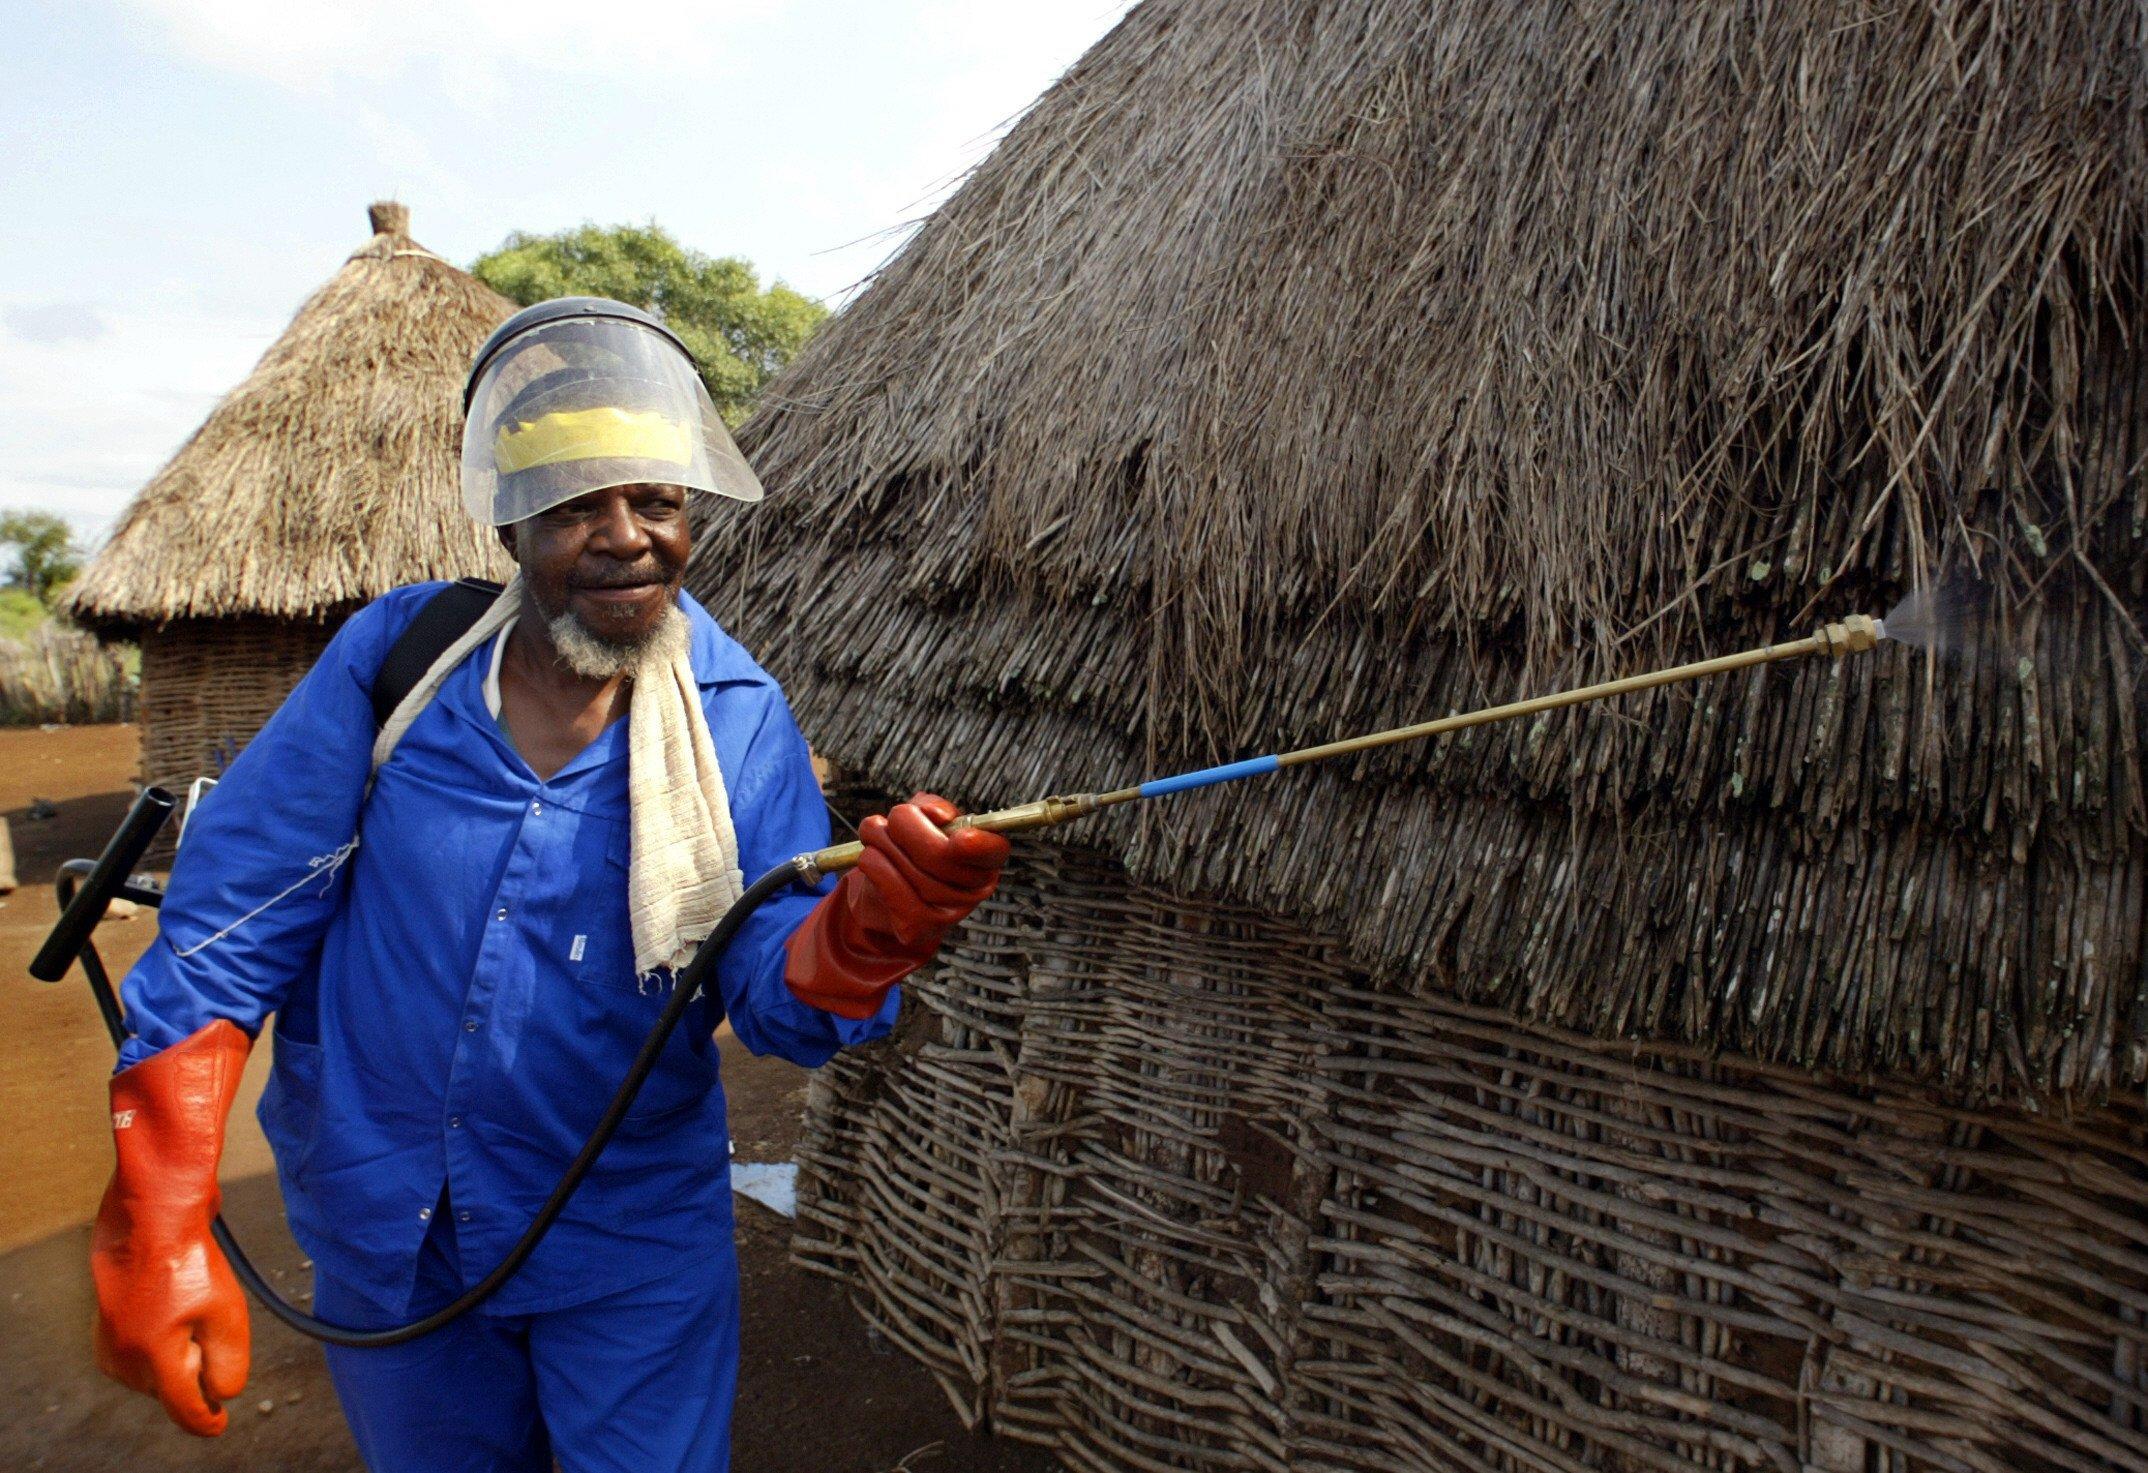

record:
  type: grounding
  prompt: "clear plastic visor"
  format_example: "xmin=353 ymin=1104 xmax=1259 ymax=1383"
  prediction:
xmin=460 ymin=315 xmax=764 ymax=526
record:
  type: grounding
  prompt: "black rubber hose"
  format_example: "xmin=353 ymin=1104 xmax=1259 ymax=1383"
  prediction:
xmin=219 ymin=859 xmax=806 ymax=1347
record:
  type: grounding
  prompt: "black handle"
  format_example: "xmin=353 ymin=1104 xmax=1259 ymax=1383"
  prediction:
xmin=29 ymin=787 xmax=175 ymax=983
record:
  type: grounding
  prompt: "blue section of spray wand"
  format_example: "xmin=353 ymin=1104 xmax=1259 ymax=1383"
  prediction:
xmin=1138 ymin=754 xmax=1283 ymax=799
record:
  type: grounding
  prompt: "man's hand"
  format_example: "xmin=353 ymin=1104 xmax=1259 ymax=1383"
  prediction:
xmin=785 ymin=793 xmax=1010 ymax=1017
xmin=91 ymin=1020 xmax=253 ymax=1436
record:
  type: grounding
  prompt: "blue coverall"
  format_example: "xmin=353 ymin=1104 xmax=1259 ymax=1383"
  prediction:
xmin=118 ymin=582 xmax=896 ymax=1471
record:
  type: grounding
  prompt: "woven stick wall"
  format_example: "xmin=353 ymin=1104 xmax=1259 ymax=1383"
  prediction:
xmin=136 ymin=618 xmax=340 ymax=853
xmin=796 ymin=838 xmax=2148 ymax=1473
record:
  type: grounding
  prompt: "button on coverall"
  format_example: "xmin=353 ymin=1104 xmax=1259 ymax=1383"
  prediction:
xmin=117 ymin=582 xmax=896 ymax=1471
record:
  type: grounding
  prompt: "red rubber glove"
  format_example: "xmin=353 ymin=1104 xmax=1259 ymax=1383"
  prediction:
xmin=91 ymin=1019 xmax=253 ymax=1437
xmin=785 ymin=792 xmax=1010 ymax=1019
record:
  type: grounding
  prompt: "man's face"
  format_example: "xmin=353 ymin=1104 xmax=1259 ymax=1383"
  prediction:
xmin=500 ymin=483 xmax=692 ymax=648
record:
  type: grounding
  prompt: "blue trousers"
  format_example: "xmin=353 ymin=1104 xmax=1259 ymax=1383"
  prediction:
xmin=316 ymin=1205 xmax=739 ymax=1473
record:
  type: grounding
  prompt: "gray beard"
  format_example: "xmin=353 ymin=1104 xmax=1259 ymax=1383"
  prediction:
xmin=543 ymin=601 xmax=688 ymax=680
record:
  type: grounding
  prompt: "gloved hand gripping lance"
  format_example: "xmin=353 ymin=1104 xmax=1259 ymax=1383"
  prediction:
xmin=30 ymin=614 xmax=1881 ymax=1353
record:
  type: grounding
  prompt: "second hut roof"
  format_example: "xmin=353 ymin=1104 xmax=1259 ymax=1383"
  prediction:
xmin=70 ymin=202 xmax=516 ymax=630
xmin=689 ymin=0 xmax=2148 ymax=1103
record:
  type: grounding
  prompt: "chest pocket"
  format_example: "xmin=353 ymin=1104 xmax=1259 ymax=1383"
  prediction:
xmin=574 ymin=833 xmax=647 ymax=991
xmin=562 ymin=826 xmax=716 ymax=1124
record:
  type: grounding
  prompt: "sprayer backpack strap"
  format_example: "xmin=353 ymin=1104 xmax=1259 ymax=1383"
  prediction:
xmin=369 ymin=578 xmax=505 ymax=732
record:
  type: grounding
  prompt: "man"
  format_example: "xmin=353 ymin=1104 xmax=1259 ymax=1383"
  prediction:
xmin=88 ymin=298 xmax=1007 ymax=1470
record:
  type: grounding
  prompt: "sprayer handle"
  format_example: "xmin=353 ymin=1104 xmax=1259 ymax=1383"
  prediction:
xmin=31 ymin=787 xmax=176 ymax=983
xmin=796 ymin=794 xmax=1104 ymax=883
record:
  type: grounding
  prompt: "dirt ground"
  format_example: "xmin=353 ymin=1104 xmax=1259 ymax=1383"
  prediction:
xmin=0 ymin=724 xmax=1056 ymax=1473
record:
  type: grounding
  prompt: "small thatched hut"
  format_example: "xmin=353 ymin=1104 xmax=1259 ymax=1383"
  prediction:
xmin=71 ymin=202 xmax=513 ymax=807
xmin=688 ymin=3 xmax=2147 ymax=1470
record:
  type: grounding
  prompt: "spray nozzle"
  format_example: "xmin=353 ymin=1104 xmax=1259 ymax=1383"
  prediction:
xmin=1817 ymin=614 xmax=1882 ymax=656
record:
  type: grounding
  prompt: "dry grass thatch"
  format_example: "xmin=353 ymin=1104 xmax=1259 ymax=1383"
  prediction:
xmin=69 ymin=202 xmax=516 ymax=631
xmin=690 ymin=0 xmax=2148 ymax=1101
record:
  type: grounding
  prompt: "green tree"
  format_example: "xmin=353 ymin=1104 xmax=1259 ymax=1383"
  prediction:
xmin=0 ymin=510 xmax=81 ymax=607
xmin=472 ymin=223 xmax=827 ymax=425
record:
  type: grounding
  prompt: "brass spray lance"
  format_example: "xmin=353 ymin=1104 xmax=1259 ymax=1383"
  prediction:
xmin=797 ymin=615 xmax=1884 ymax=881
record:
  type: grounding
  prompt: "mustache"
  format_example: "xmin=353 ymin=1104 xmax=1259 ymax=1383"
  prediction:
xmin=568 ymin=563 xmax=673 ymax=590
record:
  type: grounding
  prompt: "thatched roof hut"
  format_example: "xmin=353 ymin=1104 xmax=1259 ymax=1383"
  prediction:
xmin=72 ymin=202 xmax=513 ymax=805
xmin=689 ymin=3 xmax=2147 ymax=1470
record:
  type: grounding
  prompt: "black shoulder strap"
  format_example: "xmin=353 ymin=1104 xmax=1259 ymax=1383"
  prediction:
xmin=370 ymin=579 xmax=505 ymax=731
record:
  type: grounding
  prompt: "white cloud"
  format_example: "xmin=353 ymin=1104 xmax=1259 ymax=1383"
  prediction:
xmin=3 ymin=303 xmax=109 ymax=345
xmin=120 ymin=0 xmax=793 ymax=96
xmin=354 ymin=102 xmax=474 ymax=203
xmin=0 ymin=299 xmax=277 ymax=546
xmin=772 ymin=0 xmax=1137 ymax=299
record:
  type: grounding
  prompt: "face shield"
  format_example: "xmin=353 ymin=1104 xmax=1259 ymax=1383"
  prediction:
xmin=460 ymin=310 xmax=764 ymax=527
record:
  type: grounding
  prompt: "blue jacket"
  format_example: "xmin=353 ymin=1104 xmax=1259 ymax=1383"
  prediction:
xmin=118 ymin=583 xmax=893 ymax=1316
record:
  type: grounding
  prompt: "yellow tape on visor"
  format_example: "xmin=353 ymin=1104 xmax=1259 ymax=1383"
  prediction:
xmin=493 ymin=406 xmax=694 ymax=475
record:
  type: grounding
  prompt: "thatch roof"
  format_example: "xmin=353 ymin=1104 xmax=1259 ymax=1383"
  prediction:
xmin=690 ymin=0 xmax=2148 ymax=1102
xmin=71 ymin=202 xmax=515 ymax=631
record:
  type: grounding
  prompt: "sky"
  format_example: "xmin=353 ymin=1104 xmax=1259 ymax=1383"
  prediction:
xmin=0 ymin=0 xmax=1137 ymax=548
